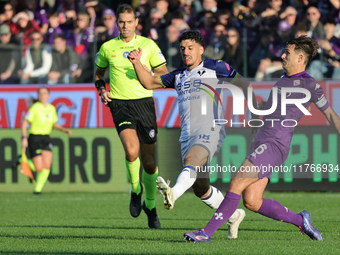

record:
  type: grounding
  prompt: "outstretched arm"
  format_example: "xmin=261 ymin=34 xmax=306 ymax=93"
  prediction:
xmin=322 ymin=106 xmax=340 ymax=135
xmin=53 ymin=123 xmax=72 ymax=136
xmin=128 ymin=48 xmax=165 ymax=90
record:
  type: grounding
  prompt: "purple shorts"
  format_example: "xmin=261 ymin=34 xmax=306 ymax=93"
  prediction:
xmin=246 ymin=140 xmax=289 ymax=180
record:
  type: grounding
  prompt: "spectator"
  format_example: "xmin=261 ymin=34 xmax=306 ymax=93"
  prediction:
xmin=198 ymin=11 xmax=217 ymax=45
xmin=144 ymin=8 xmax=166 ymax=46
xmin=217 ymin=9 xmax=232 ymax=29
xmin=155 ymin=0 xmax=173 ymax=26
xmin=202 ymin=0 xmax=218 ymax=13
xmin=9 ymin=10 xmax=41 ymax=52
xmin=178 ymin=0 xmax=196 ymax=25
xmin=0 ymin=24 xmax=20 ymax=84
xmin=1 ymin=3 xmax=15 ymax=25
xmin=71 ymin=12 xmax=94 ymax=59
xmin=280 ymin=6 xmax=298 ymax=27
xmin=294 ymin=22 xmax=309 ymax=38
xmin=308 ymin=19 xmax=340 ymax=80
xmin=162 ymin=24 xmax=182 ymax=71
xmin=25 ymin=0 xmax=49 ymax=34
xmin=44 ymin=11 xmax=63 ymax=45
xmin=97 ymin=9 xmax=119 ymax=42
xmin=223 ymin=27 xmax=244 ymax=72
xmin=21 ymin=31 xmax=52 ymax=84
xmin=305 ymin=6 xmax=325 ymax=39
xmin=48 ymin=34 xmax=82 ymax=84
xmin=251 ymin=0 xmax=283 ymax=30
xmin=203 ymin=23 xmax=227 ymax=60
xmin=248 ymin=29 xmax=275 ymax=77
xmin=255 ymin=20 xmax=292 ymax=80
xmin=170 ymin=10 xmax=190 ymax=35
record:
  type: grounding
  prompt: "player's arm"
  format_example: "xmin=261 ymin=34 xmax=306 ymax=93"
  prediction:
xmin=94 ymin=67 xmax=111 ymax=105
xmin=21 ymin=119 xmax=29 ymax=149
xmin=321 ymin=106 xmax=340 ymax=135
xmin=53 ymin=123 xmax=72 ymax=136
xmin=230 ymin=73 xmax=259 ymax=120
xmin=128 ymin=48 xmax=164 ymax=90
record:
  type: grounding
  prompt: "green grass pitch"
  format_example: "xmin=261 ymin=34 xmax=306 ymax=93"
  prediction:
xmin=0 ymin=192 xmax=339 ymax=254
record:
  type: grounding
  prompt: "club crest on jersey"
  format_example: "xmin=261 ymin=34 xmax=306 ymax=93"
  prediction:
xmin=293 ymin=80 xmax=300 ymax=86
xmin=197 ymin=70 xmax=206 ymax=76
xmin=149 ymin=129 xmax=155 ymax=138
xmin=123 ymin=51 xmax=129 ymax=58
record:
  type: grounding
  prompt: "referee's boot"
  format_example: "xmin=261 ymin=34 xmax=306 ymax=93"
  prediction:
xmin=143 ymin=201 xmax=161 ymax=229
xmin=130 ymin=183 xmax=143 ymax=217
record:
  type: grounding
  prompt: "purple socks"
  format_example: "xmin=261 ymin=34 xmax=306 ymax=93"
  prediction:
xmin=204 ymin=191 xmax=241 ymax=237
xmin=257 ymin=198 xmax=303 ymax=227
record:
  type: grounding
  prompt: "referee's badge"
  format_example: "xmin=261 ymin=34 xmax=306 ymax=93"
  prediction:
xmin=149 ymin=129 xmax=155 ymax=138
xmin=123 ymin=52 xmax=129 ymax=58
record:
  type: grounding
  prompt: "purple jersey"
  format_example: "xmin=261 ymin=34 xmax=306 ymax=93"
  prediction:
xmin=254 ymin=70 xmax=329 ymax=153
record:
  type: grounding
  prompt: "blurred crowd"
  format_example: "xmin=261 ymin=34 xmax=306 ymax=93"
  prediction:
xmin=0 ymin=0 xmax=339 ymax=84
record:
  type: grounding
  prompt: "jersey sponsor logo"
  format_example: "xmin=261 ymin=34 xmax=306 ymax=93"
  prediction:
xmin=118 ymin=121 xmax=132 ymax=127
xmin=111 ymin=55 xmax=116 ymax=58
xmin=149 ymin=129 xmax=155 ymax=138
xmin=123 ymin=52 xmax=129 ymax=58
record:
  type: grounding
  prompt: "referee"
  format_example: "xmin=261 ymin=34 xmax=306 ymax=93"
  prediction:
xmin=94 ymin=4 xmax=168 ymax=229
xmin=21 ymin=87 xmax=72 ymax=194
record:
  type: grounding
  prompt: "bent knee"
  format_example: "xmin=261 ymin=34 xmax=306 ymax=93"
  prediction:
xmin=243 ymin=198 xmax=262 ymax=212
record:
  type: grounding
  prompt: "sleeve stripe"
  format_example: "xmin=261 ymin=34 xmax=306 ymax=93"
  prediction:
xmin=230 ymin=72 xmax=239 ymax=83
xmin=152 ymin=62 xmax=167 ymax=69
xmin=96 ymin=64 xmax=107 ymax=70
xmin=158 ymin=76 xmax=166 ymax=88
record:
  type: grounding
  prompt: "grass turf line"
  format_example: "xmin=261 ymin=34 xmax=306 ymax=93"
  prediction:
xmin=0 ymin=192 xmax=339 ymax=254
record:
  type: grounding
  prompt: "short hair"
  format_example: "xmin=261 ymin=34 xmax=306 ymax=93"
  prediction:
xmin=53 ymin=34 xmax=65 ymax=40
xmin=286 ymin=36 xmax=318 ymax=64
xmin=179 ymin=30 xmax=205 ymax=47
xmin=116 ymin=4 xmax=137 ymax=19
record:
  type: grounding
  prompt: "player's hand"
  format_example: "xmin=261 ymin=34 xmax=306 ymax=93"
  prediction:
xmin=128 ymin=48 xmax=142 ymax=64
xmin=65 ymin=129 xmax=72 ymax=136
xmin=100 ymin=90 xmax=112 ymax=105
xmin=21 ymin=137 xmax=28 ymax=149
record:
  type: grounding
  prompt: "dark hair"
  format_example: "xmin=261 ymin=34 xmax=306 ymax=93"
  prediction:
xmin=179 ymin=30 xmax=205 ymax=47
xmin=53 ymin=34 xmax=65 ymax=40
xmin=286 ymin=35 xmax=318 ymax=64
xmin=116 ymin=4 xmax=137 ymax=19
xmin=323 ymin=18 xmax=336 ymax=26
xmin=29 ymin=87 xmax=50 ymax=105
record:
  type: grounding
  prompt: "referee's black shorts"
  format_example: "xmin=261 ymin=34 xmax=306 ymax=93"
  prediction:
xmin=28 ymin=134 xmax=52 ymax=158
xmin=108 ymin=97 xmax=158 ymax=144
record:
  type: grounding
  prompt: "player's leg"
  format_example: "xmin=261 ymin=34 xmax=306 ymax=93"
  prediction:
xmin=184 ymin=159 xmax=258 ymax=242
xmin=140 ymin=142 xmax=160 ymax=228
xmin=119 ymin=129 xmax=143 ymax=217
xmin=135 ymin=97 xmax=160 ymax=228
xmin=140 ymin=143 xmax=158 ymax=210
xmin=243 ymin=177 xmax=323 ymax=240
xmin=34 ymin=150 xmax=52 ymax=194
xmin=156 ymin=145 xmax=207 ymax=210
xmin=193 ymin=174 xmax=246 ymax=239
xmin=108 ymin=99 xmax=144 ymax=217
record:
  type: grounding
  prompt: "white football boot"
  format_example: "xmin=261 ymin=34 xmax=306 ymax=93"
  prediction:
xmin=227 ymin=209 xmax=246 ymax=239
xmin=156 ymin=176 xmax=175 ymax=210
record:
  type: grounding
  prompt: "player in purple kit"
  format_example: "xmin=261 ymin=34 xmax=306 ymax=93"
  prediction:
xmin=184 ymin=36 xmax=340 ymax=242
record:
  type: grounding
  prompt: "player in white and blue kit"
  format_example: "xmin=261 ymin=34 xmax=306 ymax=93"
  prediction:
xmin=128 ymin=31 xmax=258 ymax=238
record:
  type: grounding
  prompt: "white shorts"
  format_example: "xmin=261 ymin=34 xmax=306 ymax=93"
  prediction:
xmin=180 ymin=127 xmax=226 ymax=165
